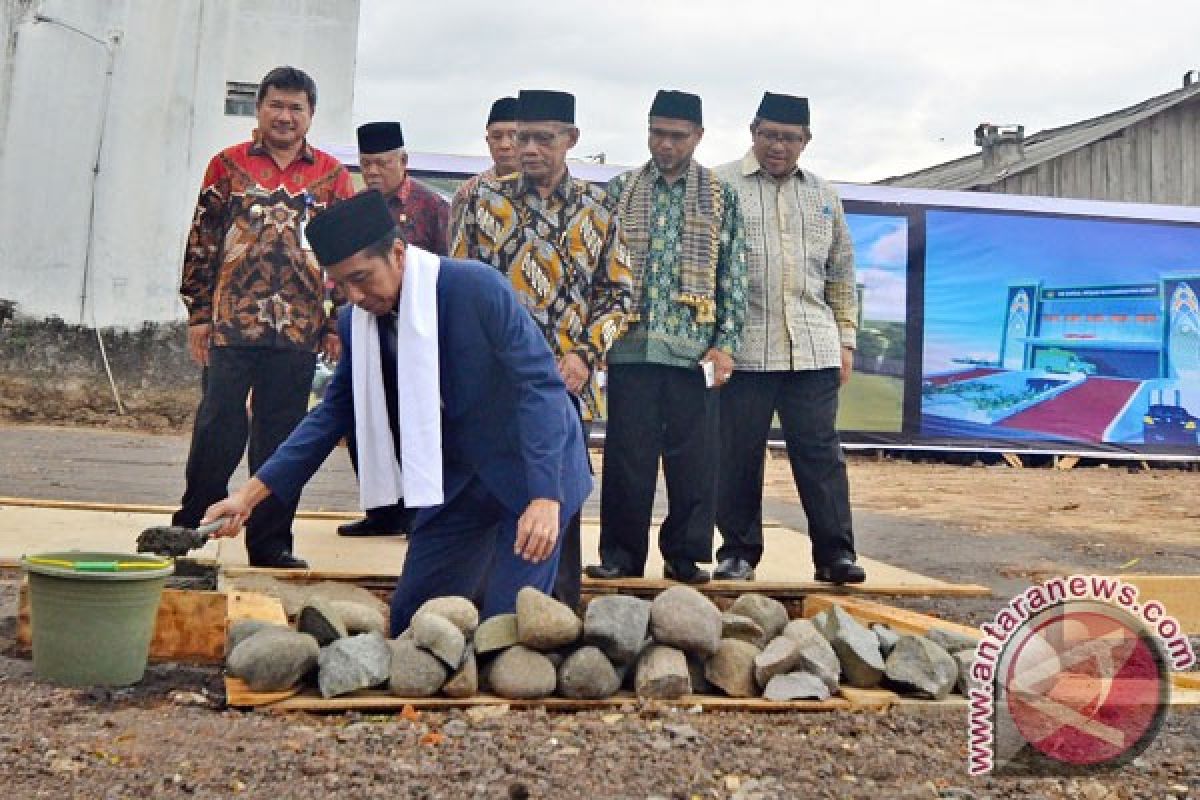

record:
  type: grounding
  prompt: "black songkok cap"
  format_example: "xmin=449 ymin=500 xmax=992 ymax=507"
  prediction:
xmin=649 ymin=90 xmax=702 ymax=126
xmin=516 ymin=90 xmax=575 ymax=123
xmin=756 ymin=92 xmax=810 ymax=126
xmin=306 ymin=190 xmax=395 ymax=267
xmin=487 ymin=96 xmax=518 ymax=126
xmin=357 ymin=121 xmax=404 ymax=154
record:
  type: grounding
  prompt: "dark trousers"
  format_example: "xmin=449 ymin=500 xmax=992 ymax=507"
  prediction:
xmin=345 ymin=432 xmax=416 ymax=530
xmin=716 ymin=368 xmax=855 ymax=568
xmin=551 ymin=403 xmax=589 ymax=612
xmin=598 ymin=362 xmax=718 ymax=575
xmin=389 ymin=477 xmax=568 ymax=635
xmin=173 ymin=346 xmax=315 ymax=564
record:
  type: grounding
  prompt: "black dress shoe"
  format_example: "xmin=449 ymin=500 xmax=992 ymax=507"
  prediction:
xmin=713 ymin=557 xmax=756 ymax=581
xmin=584 ymin=562 xmax=630 ymax=580
xmin=251 ymin=552 xmax=310 ymax=569
xmin=813 ymin=557 xmax=866 ymax=585
xmin=337 ymin=516 xmax=406 ymax=537
xmin=663 ymin=560 xmax=710 ymax=584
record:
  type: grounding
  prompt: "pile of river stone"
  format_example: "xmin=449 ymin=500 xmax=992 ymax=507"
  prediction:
xmin=225 ymin=585 xmax=980 ymax=702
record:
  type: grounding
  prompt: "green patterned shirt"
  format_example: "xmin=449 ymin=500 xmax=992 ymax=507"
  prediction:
xmin=605 ymin=163 xmax=748 ymax=368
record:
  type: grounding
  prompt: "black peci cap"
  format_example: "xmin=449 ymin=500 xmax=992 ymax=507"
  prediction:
xmin=306 ymin=190 xmax=396 ymax=267
xmin=756 ymin=92 xmax=810 ymax=126
xmin=649 ymin=89 xmax=702 ymax=125
xmin=487 ymin=96 xmax=518 ymax=126
xmin=516 ymin=89 xmax=575 ymax=123
xmin=357 ymin=121 xmax=404 ymax=154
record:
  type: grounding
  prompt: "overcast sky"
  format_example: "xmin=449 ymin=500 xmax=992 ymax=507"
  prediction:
xmin=352 ymin=1 xmax=1200 ymax=183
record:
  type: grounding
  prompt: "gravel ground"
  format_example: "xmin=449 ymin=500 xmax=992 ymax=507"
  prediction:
xmin=1 ymin=579 xmax=1196 ymax=799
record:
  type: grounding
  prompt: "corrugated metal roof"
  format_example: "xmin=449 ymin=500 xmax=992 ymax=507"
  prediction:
xmin=877 ymin=82 xmax=1200 ymax=189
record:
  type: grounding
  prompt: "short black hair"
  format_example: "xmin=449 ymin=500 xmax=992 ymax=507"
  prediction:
xmin=257 ymin=66 xmax=317 ymax=110
xmin=362 ymin=225 xmax=403 ymax=260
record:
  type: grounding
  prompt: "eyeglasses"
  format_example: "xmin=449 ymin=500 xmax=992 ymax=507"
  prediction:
xmin=516 ymin=130 xmax=563 ymax=146
xmin=754 ymin=129 xmax=808 ymax=146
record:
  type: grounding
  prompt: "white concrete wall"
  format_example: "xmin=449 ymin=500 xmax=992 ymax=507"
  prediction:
xmin=0 ymin=0 xmax=359 ymax=328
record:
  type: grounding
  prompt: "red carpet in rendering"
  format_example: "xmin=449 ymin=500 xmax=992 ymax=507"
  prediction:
xmin=926 ymin=368 xmax=1004 ymax=387
xmin=999 ymin=377 xmax=1140 ymax=442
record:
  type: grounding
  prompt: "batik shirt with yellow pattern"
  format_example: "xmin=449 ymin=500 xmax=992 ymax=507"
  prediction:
xmin=451 ymin=170 xmax=633 ymax=413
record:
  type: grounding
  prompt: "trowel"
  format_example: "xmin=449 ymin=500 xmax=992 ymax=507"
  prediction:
xmin=136 ymin=518 xmax=228 ymax=558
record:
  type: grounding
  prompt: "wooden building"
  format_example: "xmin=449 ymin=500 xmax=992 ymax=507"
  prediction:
xmin=878 ymin=75 xmax=1200 ymax=206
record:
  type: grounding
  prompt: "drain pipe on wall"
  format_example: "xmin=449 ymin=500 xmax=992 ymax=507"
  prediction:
xmin=32 ymin=13 xmax=126 ymax=414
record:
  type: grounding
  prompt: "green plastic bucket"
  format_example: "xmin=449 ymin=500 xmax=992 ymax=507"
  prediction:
xmin=20 ymin=551 xmax=174 ymax=687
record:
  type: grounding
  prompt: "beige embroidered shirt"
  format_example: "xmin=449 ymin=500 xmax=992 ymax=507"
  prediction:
xmin=714 ymin=151 xmax=857 ymax=372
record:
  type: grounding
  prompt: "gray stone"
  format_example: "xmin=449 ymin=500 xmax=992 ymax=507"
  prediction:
xmin=635 ymin=644 xmax=691 ymax=699
xmin=227 ymin=629 xmax=319 ymax=692
xmin=927 ymin=627 xmax=981 ymax=654
xmin=443 ymin=648 xmax=478 ymax=698
xmin=649 ymin=586 xmax=722 ymax=658
xmin=762 ymin=672 xmax=832 ymax=702
xmin=387 ymin=639 xmax=448 ymax=697
xmin=885 ymin=635 xmax=959 ymax=700
xmin=583 ymin=595 xmax=651 ymax=664
xmin=728 ymin=594 xmax=789 ymax=642
xmin=705 ymin=638 xmax=760 ymax=698
xmin=953 ymin=649 xmax=976 ymax=695
xmin=686 ymin=655 xmax=713 ymax=695
xmin=721 ymin=613 xmax=766 ymax=647
xmin=226 ymin=620 xmax=287 ymax=654
xmin=411 ymin=611 xmax=467 ymax=669
xmin=317 ymin=633 xmax=391 ymax=698
xmin=473 ymin=613 xmax=518 ymax=655
xmin=557 ymin=646 xmax=621 ymax=699
xmin=781 ymin=619 xmax=842 ymax=692
xmin=300 ymin=581 xmax=389 ymax=618
xmin=871 ymin=624 xmax=900 ymax=657
xmin=297 ymin=598 xmax=348 ymax=646
xmin=330 ymin=601 xmax=387 ymax=636
xmin=414 ymin=596 xmax=480 ymax=634
xmin=817 ymin=606 xmax=884 ymax=688
xmin=753 ymin=635 xmax=806 ymax=688
xmin=516 ymin=587 xmax=582 ymax=651
xmin=488 ymin=645 xmax=557 ymax=699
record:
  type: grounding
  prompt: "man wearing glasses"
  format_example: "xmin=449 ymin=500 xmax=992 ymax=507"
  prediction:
xmin=587 ymin=90 xmax=747 ymax=585
xmin=713 ymin=92 xmax=865 ymax=585
xmin=451 ymin=89 xmax=633 ymax=610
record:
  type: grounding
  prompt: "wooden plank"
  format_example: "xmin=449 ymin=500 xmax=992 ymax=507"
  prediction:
xmin=1089 ymin=140 xmax=1107 ymax=201
xmin=1134 ymin=118 xmax=1154 ymax=203
xmin=219 ymin=568 xmax=992 ymax=600
xmin=1001 ymin=452 xmax=1024 ymax=469
xmin=1182 ymin=101 xmax=1198 ymax=205
xmin=1118 ymin=575 xmax=1200 ymax=634
xmin=802 ymin=594 xmax=982 ymax=640
xmin=1054 ymin=455 xmax=1080 ymax=471
xmin=226 ymin=590 xmax=288 ymax=625
xmin=0 ymin=496 xmax=361 ymax=521
xmin=17 ymin=584 xmax=227 ymax=664
xmin=236 ymin=689 xmax=863 ymax=714
xmin=1160 ymin=106 xmax=1182 ymax=203
xmin=1104 ymin=134 xmax=1124 ymax=202
xmin=225 ymin=677 xmax=302 ymax=707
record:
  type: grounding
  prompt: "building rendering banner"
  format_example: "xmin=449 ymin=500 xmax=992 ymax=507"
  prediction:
xmin=833 ymin=185 xmax=1200 ymax=458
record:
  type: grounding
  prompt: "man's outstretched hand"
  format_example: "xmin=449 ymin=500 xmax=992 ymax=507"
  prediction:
xmin=201 ymin=478 xmax=272 ymax=538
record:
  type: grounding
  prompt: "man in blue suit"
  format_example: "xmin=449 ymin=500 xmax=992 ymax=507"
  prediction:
xmin=202 ymin=189 xmax=592 ymax=634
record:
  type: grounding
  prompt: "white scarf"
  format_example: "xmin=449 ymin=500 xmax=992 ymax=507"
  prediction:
xmin=350 ymin=245 xmax=443 ymax=509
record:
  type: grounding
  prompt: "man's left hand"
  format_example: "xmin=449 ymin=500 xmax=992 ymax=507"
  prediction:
xmin=514 ymin=498 xmax=561 ymax=563
xmin=558 ymin=352 xmax=590 ymax=394
xmin=322 ymin=333 xmax=342 ymax=363
xmin=840 ymin=347 xmax=854 ymax=386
